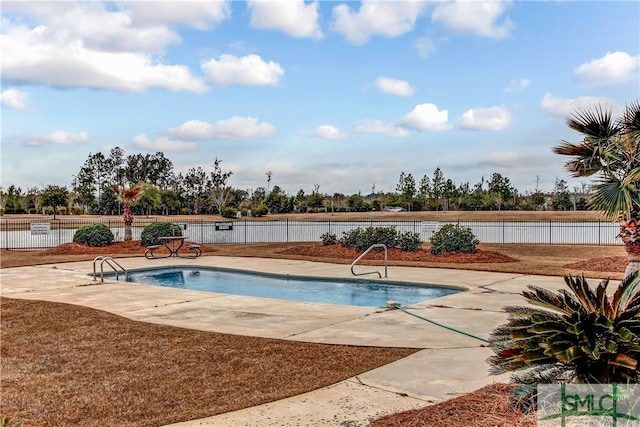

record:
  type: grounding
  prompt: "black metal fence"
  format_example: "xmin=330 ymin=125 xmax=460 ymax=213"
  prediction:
xmin=0 ymin=217 xmax=622 ymax=250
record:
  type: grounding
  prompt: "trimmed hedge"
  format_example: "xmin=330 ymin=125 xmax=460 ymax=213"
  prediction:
xmin=73 ymin=223 xmax=114 ymax=247
xmin=141 ymin=222 xmax=183 ymax=246
xmin=429 ymin=224 xmax=479 ymax=255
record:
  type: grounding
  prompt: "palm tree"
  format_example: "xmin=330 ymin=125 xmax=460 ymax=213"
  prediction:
xmin=553 ymin=100 xmax=640 ymax=278
xmin=111 ymin=184 xmax=143 ymax=241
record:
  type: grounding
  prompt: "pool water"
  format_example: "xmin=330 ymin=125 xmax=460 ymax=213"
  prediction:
xmin=122 ymin=267 xmax=462 ymax=307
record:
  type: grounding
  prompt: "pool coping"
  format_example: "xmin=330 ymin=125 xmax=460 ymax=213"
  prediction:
xmin=0 ymin=255 xmax=582 ymax=426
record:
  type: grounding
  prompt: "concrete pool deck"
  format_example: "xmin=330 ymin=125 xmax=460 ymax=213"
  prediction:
xmin=0 ymin=256 xmax=580 ymax=426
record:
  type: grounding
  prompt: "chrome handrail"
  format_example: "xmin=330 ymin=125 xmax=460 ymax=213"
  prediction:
xmin=93 ymin=256 xmax=128 ymax=282
xmin=350 ymin=244 xmax=388 ymax=278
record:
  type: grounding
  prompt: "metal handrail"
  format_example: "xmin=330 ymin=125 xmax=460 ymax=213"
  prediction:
xmin=350 ymin=244 xmax=388 ymax=278
xmin=93 ymin=256 xmax=128 ymax=282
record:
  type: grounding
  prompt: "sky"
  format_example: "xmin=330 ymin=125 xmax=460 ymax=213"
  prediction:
xmin=1 ymin=0 xmax=639 ymax=197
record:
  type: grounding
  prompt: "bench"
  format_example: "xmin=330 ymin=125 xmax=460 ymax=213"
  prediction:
xmin=185 ymin=244 xmax=201 ymax=258
xmin=144 ymin=245 xmax=162 ymax=259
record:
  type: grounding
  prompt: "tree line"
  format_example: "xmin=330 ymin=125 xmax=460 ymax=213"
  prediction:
xmin=0 ymin=147 xmax=590 ymax=216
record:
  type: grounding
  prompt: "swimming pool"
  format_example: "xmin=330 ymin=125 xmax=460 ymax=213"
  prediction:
xmin=121 ymin=267 xmax=462 ymax=307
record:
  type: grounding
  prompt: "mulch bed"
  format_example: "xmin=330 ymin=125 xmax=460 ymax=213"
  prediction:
xmin=563 ymin=256 xmax=629 ymax=272
xmin=277 ymin=244 xmax=519 ymax=263
xmin=372 ymin=383 xmax=536 ymax=427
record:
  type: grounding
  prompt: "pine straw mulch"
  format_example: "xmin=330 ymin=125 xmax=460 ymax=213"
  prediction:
xmin=1 ymin=297 xmax=418 ymax=427
xmin=372 ymin=383 xmax=536 ymax=427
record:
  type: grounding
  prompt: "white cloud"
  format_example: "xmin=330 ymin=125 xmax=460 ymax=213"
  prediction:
xmin=201 ymin=54 xmax=284 ymax=86
xmin=21 ymin=131 xmax=88 ymax=147
xmin=132 ymin=134 xmax=197 ymax=152
xmin=247 ymin=0 xmax=323 ymax=39
xmin=127 ymin=1 xmax=231 ymax=30
xmin=481 ymin=152 xmax=520 ymax=166
xmin=169 ymin=117 xmax=277 ymax=140
xmin=415 ymin=36 xmax=436 ymax=58
xmin=331 ymin=0 xmax=427 ymax=45
xmin=0 ymin=18 xmax=207 ymax=93
xmin=352 ymin=120 xmax=411 ymax=138
xmin=1 ymin=88 xmax=29 ymax=111
xmin=374 ymin=76 xmax=415 ymax=96
xmin=504 ymin=78 xmax=530 ymax=93
xmin=400 ymin=103 xmax=452 ymax=131
xmin=313 ymin=125 xmax=346 ymax=140
xmin=540 ymin=94 xmax=619 ymax=118
xmin=459 ymin=105 xmax=512 ymax=131
xmin=574 ymin=51 xmax=639 ymax=86
xmin=431 ymin=0 xmax=515 ymax=39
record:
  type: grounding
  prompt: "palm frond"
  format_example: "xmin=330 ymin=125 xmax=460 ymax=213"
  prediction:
xmin=619 ymin=100 xmax=640 ymax=133
xmin=567 ymin=105 xmax=621 ymax=139
xmin=589 ymin=177 xmax=635 ymax=218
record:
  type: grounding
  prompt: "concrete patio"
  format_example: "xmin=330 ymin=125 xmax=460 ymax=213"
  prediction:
xmin=0 ymin=256 xmax=578 ymax=426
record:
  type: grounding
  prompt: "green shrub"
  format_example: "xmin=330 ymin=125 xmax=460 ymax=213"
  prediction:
xmin=140 ymin=222 xmax=182 ymax=246
xmin=320 ymin=232 xmax=337 ymax=245
xmin=339 ymin=228 xmax=363 ymax=248
xmin=73 ymin=223 xmax=114 ymax=247
xmin=355 ymin=226 xmax=398 ymax=251
xmin=71 ymin=206 xmax=84 ymax=215
xmin=339 ymin=226 xmax=399 ymax=251
xmin=429 ymin=224 xmax=479 ymax=255
xmin=220 ymin=206 xmax=237 ymax=218
xmin=488 ymin=273 xmax=640 ymax=410
xmin=252 ymin=203 xmax=269 ymax=217
xmin=398 ymin=231 xmax=422 ymax=252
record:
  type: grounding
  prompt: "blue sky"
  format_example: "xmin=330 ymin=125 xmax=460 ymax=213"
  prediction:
xmin=1 ymin=0 xmax=639 ymax=196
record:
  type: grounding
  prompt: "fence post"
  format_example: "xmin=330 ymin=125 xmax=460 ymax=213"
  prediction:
xmin=286 ymin=218 xmax=289 ymax=242
xmin=502 ymin=220 xmax=505 ymax=244
xmin=244 ymin=218 xmax=247 ymax=244
xmin=549 ymin=220 xmax=552 ymax=245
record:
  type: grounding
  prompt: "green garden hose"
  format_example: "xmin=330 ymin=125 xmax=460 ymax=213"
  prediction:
xmin=395 ymin=306 xmax=490 ymax=344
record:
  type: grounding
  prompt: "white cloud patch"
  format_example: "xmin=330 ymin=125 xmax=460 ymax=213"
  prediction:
xmin=415 ymin=36 xmax=436 ymax=58
xmin=481 ymin=152 xmax=520 ymax=166
xmin=1 ymin=88 xmax=29 ymax=111
xmin=21 ymin=131 xmax=88 ymax=147
xmin=504 ymin=78 xmax=530 ymax=92
xmin=247 ymin=0 xmax=323 ymax=39
xmin=352 ymin=120 xmax=411 ymax=138
xmin=540 ymin=94 xmax=619 ymax=118
xmin=374 ymin=76 xmax=415 ymax=96
xmin=313 ymin=125 xmax=346 ymax=140
xmin=400 ymin=103 xmax=452 ymax=131
xmin=0 ymin=10 xmax=207 ymax=93
xmin=169 ymin=117 xmax=277 ymax=140
xmin=574 ymin=51 xmax=639 ymax=86
xmin=127 ymin=1 xmax=231 ymax=30
xmin=132 ymin=134 xmax=197 ymax=152
xmin=459 ymin=105 xmax=512 ymax=131
xmin=331 ymin=0 xmax=427 ymax=45
xmin=201 ymin=54 xmax=284 ymax=86
xmin=431 ymin=0 xmax=515 ymax=39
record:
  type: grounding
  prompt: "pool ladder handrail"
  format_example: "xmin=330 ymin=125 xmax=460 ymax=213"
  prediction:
xmin=350 ymin=244 xmax=388 ymax=278
xmin=93 ymin=256 xmax=128 ymax=282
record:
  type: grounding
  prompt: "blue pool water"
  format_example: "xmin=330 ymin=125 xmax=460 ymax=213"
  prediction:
xmin=122 ymin=267 xmax=462 ymax=307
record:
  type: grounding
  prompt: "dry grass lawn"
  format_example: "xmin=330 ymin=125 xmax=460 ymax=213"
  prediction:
xmin=0 ymin=211 xmax=630 ymax=426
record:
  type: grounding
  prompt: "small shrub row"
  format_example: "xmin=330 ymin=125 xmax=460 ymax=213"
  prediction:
xmin=322 ymin=226 xmax=423 ymax=252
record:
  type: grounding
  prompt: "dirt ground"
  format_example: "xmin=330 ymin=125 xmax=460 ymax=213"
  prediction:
xmin=0 ymin=238 xmax=629 ymax=426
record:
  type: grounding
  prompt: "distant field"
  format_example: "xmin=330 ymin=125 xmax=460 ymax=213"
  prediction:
xmin=0 ymin=210 xmax=607 ymax=223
